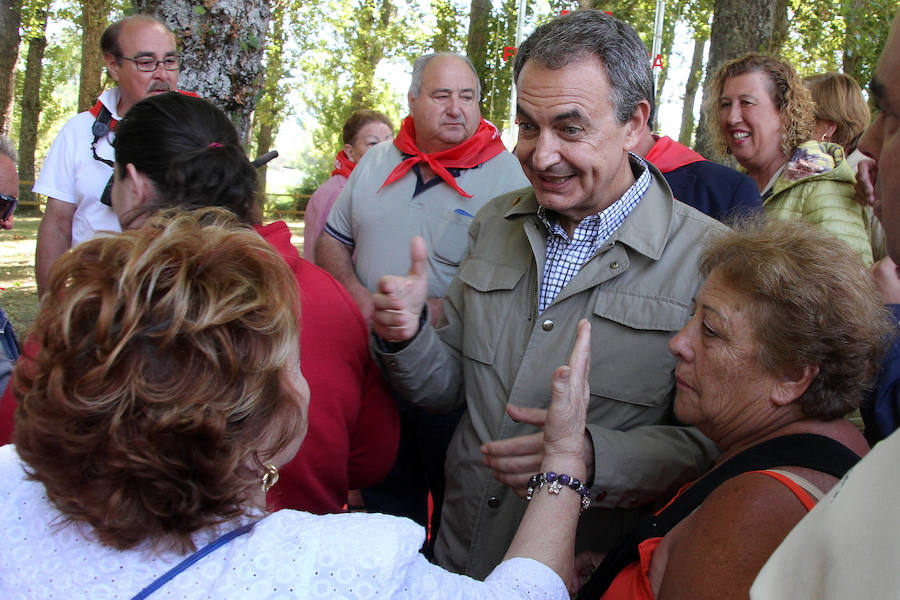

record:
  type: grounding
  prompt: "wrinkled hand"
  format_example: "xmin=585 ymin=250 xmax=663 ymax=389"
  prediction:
xmin=871 ymin=256 xmax=900 ymax=304
xmin=481 ymin=320 xmax=593 ymax=498
xmin=543 ymin=319 xmax=591 ymax=458
xmin=0 ymin=215 xmax=12 ymax=230
xmin=855 ymin=158 xmax=878 ymax=208
xmin=372 ymin=236 xmax=428 ymax=342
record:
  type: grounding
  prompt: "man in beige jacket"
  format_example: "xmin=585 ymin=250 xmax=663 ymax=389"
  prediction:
xmin=371 ymin=10 xmax=726 ymax=578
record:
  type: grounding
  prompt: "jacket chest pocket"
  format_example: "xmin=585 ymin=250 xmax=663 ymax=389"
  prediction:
xmin=456 ymin=257 xmax=527 ymax=365
xmin=589 ymin=290 xmax=691 ymax=408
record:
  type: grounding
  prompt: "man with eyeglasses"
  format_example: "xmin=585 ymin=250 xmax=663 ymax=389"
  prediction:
xmin=33 ymin=14 xmax=181 ymax=296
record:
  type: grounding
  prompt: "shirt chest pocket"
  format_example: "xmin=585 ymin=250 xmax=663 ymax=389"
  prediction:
xmin=430 ymin=210 xmax=475 ymax=267
xmin=588 ymin=290 xmax=691 ymax=408
xmin=456 ymin=257 xmax=527 ymax=365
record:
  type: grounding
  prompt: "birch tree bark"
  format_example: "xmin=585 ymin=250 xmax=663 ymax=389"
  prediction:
xmin=133 ymin=0 xmax=271 ymax=144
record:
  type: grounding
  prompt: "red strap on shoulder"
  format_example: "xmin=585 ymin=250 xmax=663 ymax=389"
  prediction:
xmin=748 ymin=470 xmax=818 ymax=510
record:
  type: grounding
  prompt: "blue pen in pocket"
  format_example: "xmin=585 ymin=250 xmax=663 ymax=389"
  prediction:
xmin=454 ymin=208 xmax=474 ymax=218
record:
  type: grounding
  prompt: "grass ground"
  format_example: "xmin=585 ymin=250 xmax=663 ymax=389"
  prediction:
xmin=0 ymin=217 xmax=306 ymax=338
xmin=1 ymin=217 xmax=40 ymax=336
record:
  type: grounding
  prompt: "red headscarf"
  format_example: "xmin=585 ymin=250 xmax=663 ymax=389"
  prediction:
xmin=331 ymin=150 xmax=355 ymax=178
xmin=380 ymin=116 xmax=508 ymax=198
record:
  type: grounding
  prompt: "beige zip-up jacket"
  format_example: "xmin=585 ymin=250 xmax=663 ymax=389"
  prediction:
xmin=377 ymin=162 xmax=726 ymax=579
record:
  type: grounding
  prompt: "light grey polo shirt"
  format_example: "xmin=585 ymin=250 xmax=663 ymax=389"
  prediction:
xmin=325 ymin=140 xmax=529 ymax=297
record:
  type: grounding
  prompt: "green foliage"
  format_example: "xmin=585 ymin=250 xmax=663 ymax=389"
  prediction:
xmin=291 ymin=0 xmax=426 ymax=194
xmin=430 ymin=0 xmax=465 ymax=52
xmin=474 ymin=0 xmax=518 ymax=132
xmin=781 ymin=1 xmax=846 ymax=76
xmin=11 ymin=1 xmax=80 ymax=168
xmin=841 ymin=0 xmax=896 ymax=89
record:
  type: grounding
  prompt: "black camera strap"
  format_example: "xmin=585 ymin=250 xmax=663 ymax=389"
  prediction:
xmin=90 ymin=103 xmax=115 ymax=168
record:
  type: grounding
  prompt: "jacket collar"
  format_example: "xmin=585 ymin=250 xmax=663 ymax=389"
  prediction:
xmin=503 ymin=158 xmax=674 ymax=261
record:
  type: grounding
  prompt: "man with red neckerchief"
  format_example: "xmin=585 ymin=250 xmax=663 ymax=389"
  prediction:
xmin=33 ymin=15 xmax=185 ymax=297
xmin=318 ymin=53 xmax=527 ymax=326
xmin=317 ymin=52 xmax=527 ymax=555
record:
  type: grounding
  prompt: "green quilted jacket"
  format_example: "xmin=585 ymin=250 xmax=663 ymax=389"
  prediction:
xmin=764 ymin=140 xmax=872 ymax=266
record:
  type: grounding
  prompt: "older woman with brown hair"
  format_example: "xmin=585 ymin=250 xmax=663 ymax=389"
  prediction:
xmin=804 ymin=71 xmax=886 ymax=261
xmin=576 ymin=219 xmax=892 ymax=600
xmin=304 ymin=109 xmax=394 ymax=262
xmin=706 ymin=53 xmax=872 ymax=266
xmin=1 ymin=207 xmax=594 ymax=598
xmin=0 ymin=94 xmax=401 ymax=517
xmin=804 ymin=71 xmax=870 ymax=155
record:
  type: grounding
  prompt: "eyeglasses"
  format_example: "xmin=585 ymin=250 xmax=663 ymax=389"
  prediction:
xmin=118 ymin=55 xmax=181 ymax=72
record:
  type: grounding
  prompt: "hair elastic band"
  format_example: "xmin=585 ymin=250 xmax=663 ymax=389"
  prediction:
xmin=208 ymin=142 xmax=224 ymax=149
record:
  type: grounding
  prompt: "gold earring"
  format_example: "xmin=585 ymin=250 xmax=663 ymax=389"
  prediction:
xmin=261 ymin=463 xmax=279 ymax=493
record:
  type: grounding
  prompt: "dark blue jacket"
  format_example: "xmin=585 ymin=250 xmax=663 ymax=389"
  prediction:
xmin=862 ymin=304 xmax=900 ymax=445
xmin=663 ymin=160 xmax=762 ymax=223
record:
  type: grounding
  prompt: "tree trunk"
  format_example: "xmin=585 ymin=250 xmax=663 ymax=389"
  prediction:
xmin=18 ymin=9 xmax=48 ymax=211
xmin=253 ymin=2 xmax=287 ymax=200
xmin=466 ymin=0 xmax=491 ymax=101
xmin=695 ymin=0 xmax=775 ymax=158
xmin=769 ymin=0 xmax=789 ymax=55
xmin=678 ymin=32 xmax=706 ymax=147
xmin=255 ymin=121 xmax=273 ymax=200
xmin=0 ymin=0 xmax=20 ymax=136
xmin=78 ymin=0 xmax=108 ymax=112
xmin=133 ymin=0 xmax=272 ymax=144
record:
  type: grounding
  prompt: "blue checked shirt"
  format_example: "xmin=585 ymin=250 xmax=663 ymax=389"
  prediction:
xmin=537 ymin=154 xmax=651 ymax=314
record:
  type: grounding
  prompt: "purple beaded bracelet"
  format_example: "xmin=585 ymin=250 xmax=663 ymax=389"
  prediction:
xmin=526 ymin=471 xmax=591 ymax=513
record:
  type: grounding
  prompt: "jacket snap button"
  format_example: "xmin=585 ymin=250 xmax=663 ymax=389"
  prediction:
xmin=610 ymin=261 xmax=619 ymax=269
xmin=487 ymin=496 xmax=500 ymax=508
xmin=541 ymin=320 xmax=554 ymax=331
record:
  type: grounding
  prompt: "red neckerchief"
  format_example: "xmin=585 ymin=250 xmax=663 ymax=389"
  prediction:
xmin=644 ymin=135 xmax=706 ymax=173
xmin=380 ymin=116 xmax=507 ymax=198
xmin=88 ymin=89 xmax=201 ymax=131
xmin=331 ymin=150 xmax=355 ymax=178
xmin=89 ymin=100 xmax=119 ymax=132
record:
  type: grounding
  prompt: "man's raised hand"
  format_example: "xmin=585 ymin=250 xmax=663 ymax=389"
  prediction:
xmin=372 ymin=236 xmax=429 ymax=342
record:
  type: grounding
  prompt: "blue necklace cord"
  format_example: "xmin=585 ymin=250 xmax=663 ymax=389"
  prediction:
xmin=129 ymin=520 xmax=258 ymax=600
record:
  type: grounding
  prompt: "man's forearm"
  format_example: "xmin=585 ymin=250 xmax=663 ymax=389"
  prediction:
xmin=315 ymin=234 xmax=374 ymax=322
xmin=35 ymin=199 xmax=75 ymax=297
